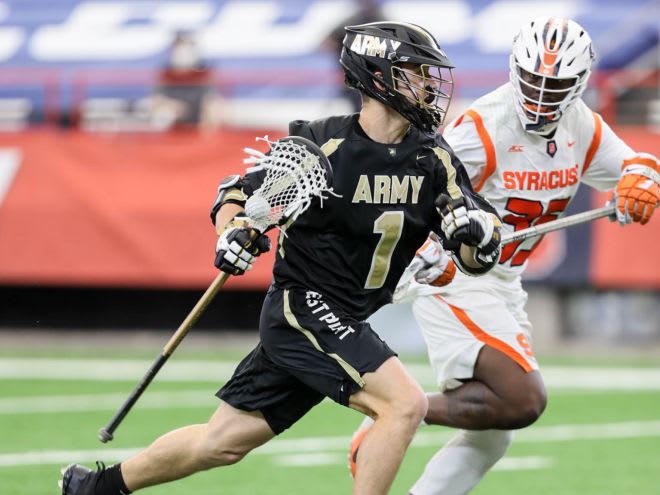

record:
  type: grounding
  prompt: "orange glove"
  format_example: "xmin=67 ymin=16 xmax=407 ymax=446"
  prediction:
xmin=413 ymin=235 xmax=456 ymax=287
xmin=613 ymin=154 xmax=660 ymax=225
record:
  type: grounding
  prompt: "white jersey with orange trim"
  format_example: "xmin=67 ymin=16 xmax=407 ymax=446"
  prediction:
xmin=394 ymin=82 xmax=651 ymax=389
xmin=445 ymin=82 xmax=635 ymax=279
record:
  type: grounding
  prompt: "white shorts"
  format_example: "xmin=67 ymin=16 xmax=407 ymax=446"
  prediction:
xmin=411 ymin=270 xmax=539 ymax=391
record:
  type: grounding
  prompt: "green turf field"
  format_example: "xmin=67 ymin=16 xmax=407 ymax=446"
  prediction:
xmin=2 ymin=345 xmax=659 ymax=495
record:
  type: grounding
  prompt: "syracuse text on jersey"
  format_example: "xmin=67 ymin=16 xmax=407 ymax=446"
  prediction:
xmin=502 ymin=164 xmax=578 ymax=190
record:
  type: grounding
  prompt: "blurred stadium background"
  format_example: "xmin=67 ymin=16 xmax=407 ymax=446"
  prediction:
xmin=0 ymin=1 xmax=659 ymax=494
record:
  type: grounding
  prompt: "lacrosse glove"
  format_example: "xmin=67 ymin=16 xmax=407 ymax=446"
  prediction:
xmin=609 ymin=154 xmax=660 ymax=226
xmin=436 ymin=194 xmax=501 ymax=268
xmin=413 ymin=235 xmax=456 ymax=287
xmin=214 ymin=217 xmax=271 ymax=275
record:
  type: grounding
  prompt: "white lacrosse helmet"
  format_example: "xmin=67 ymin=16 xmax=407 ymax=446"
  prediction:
xmin=510 ymin=17 xmax=595 ymax=135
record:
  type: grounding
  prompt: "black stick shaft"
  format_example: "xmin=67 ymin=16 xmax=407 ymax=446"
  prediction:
xmin=98 ymin=354 xmax=168 ymax=442
xmin=98 ymin=271 xmax=230 ymax=443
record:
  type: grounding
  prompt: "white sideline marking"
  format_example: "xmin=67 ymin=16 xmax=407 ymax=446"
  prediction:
xmin=0 ymin=391 xmax=216 ymax=414
xmin=274 ymin=453 xmax=552 ymax=470
xmin=0 ymin=449 xmax=143 ymax=467
xmin=492 ymin=456 xmax=553 ymax=471
xmin=0 ymin=359 xmax=238 ymax=382
xmin=1 ymin=420 xmax=659 ymax=467
xmin=2 ymin=358 xmax=660 ymax=390
xmin=274 ymin=453 xmax=345 ymax=467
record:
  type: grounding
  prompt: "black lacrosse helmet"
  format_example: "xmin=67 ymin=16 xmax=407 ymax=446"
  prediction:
xmin=340 ymin=21 xmax=455 ymax=133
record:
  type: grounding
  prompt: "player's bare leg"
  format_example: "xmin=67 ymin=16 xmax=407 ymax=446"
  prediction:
xmin=400 ymin=346 xmax=546 ymax=495
xmin=348 ymin=356 xmax=428 ymax=495
xmin=120 ymin=402 xmax=275 ymax=491
xmin=349 ymin=335 xmax=546 ymax=494
xmin=402 ymin=346 xmax=546 ymax=495
xmin=348 ymin=346 xmax=545 ymax=493
xmin=425 ymin=345 xmax=547 ymax=430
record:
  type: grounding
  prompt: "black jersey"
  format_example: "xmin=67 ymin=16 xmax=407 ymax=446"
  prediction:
xmin=242 ymin=114 xmax=495 ymax=321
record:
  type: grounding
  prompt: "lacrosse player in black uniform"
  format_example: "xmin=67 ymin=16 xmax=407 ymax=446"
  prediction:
xmin=60 ymin=22 xmax=502 ymax=495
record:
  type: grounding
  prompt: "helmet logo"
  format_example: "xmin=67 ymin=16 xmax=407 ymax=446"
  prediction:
xmin=539 ymin=18 xmax=568 ymax=76
xmin=350 ymin=35 xmax=400 ymax=58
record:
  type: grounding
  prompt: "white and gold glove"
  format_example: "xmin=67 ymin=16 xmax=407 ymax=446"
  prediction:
xmin=214 ymin=217 xmax=271 ymax=275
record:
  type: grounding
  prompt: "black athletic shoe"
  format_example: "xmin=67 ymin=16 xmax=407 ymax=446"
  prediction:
xmin=59 ymin=461 xmax=106 ymax=495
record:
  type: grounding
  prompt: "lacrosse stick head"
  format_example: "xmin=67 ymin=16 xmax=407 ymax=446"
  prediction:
xmin=244 ymin=136 xmax=334 ymax=233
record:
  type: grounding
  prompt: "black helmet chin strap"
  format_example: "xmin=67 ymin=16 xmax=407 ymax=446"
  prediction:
xmin=525 ymin=116 xmax=556 ymax=134
xmin=524 ymin=107 xmax=563 ymax=134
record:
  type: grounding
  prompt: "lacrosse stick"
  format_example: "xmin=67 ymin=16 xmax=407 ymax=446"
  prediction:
xmin=98 ymin=136 xmax=334 ymax=443
xmin=501 ymin=204 xmax=616 ymax=244
xmin=402 ymin=205 xmax=616 ymax=286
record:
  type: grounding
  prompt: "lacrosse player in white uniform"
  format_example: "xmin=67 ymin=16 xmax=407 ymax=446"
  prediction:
xmin=350 ymin=16 xmax=660 ymax=494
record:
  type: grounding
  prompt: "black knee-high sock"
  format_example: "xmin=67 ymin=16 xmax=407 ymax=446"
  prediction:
xmin=97 ymin=464 xmax=131 ymax=495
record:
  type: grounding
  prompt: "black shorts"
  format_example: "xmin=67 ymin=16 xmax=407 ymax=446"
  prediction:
xmin=217 ymin=286 xmax=396 ymax=434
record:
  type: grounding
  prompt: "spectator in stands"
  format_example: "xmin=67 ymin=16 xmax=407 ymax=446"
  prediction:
xmin=144 ymin=31 xmax=222 ymax=131
xmin=321 ymin=0 xmax=385 ymax=112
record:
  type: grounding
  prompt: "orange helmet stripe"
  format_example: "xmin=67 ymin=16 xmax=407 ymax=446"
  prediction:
xmin=539 ymin=17 xmax=568 ymax=76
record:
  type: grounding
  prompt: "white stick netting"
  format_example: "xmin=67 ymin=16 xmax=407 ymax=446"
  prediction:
xmin=243 ymin=136 xmax=335 ymax=232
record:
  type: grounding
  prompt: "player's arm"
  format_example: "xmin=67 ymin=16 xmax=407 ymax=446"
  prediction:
xmin=211 ymin=175 xmax=248 ymax=232
xmin=431 ymin=143 xmax=502 ymax=275
xmin=442 ymin=111 xmax=489 ymax=190
xmin=392 ymin=234 xmax=456 ymax=304
xmin=436 ymin=192 xmax=502 ymax=275
xmin=209 ymin=174 xmax=270 ymax=275
xmin=579 ymin=114 xmax=659 ymax=225
xmin=211 ymin=119 xmax=319 ymax=275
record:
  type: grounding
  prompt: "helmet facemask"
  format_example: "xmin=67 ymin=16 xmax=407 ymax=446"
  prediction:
xmin=510 ymin=55 xmax=590 ymax=135
xmin=390 ymin=63 xmax=454 ymax=133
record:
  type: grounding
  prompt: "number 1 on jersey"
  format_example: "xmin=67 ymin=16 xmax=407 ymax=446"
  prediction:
xmin=365 ymin=211 xmax=404 ymax=289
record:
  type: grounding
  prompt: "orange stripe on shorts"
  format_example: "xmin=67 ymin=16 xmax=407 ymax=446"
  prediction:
xmin=433 ymin=294 xmax=533 ymax=372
